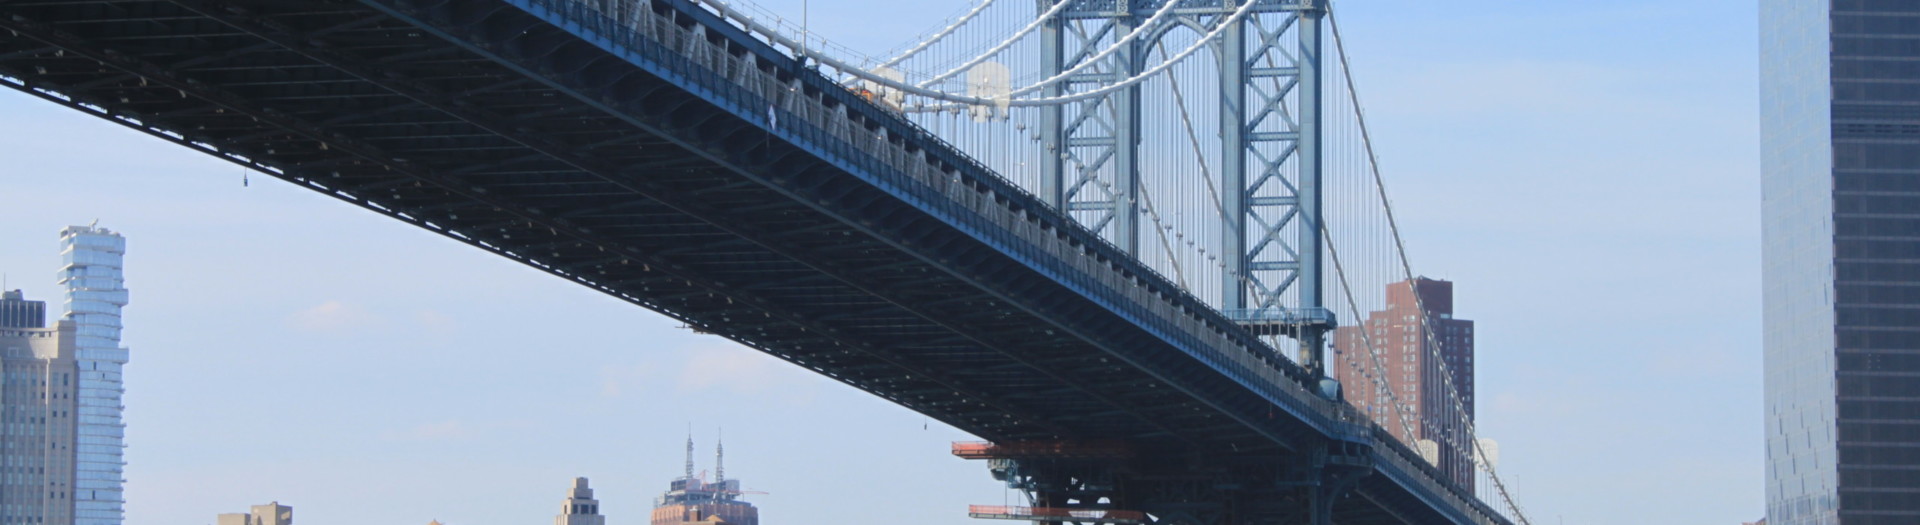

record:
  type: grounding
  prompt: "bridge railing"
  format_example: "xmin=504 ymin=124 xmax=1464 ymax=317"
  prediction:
xmin=506 ymin=2 xmax=1503 ymax=523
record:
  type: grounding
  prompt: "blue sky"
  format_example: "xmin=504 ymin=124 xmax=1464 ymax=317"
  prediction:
xmin=0 ymin=0 xmax=1760 ymax=523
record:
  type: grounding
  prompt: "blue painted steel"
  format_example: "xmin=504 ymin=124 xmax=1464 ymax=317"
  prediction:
xmin=491 ymin=0 xmax=1354 ymax=439
xmin=1294 ymin=4 xmax=1326 ymax=374
xmin=421 ymin=3 xmax=1501 ymax=521
xmin=1043 ymin=4 xmax=1143 ymax=255
xmin=1212 ymin=0 xmax=1339 ymax=381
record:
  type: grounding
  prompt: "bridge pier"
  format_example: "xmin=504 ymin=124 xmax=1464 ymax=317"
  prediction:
xmin=1300 ymin=446 xmax=1371 ymax=525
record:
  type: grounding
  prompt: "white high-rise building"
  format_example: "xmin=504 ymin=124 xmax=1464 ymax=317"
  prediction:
xmin=58 ymin=225 xmax=126 ymax=525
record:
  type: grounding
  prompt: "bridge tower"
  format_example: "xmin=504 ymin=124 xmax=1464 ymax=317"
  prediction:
xmin=1218 ymin=1 xmax=1334 ymax=383
xmin=1021 ymin=2 xmax=1358 ymax=524
xmin=1036 ymin=0 xmax=1335 ymax=381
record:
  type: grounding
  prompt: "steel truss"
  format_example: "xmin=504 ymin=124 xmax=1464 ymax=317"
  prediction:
xmin=1035 ymin=0 xmax=1332 ymax=376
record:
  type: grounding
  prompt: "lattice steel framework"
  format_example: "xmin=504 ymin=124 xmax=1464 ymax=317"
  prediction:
xmin=1039 ymin=0 xmax=1144 ymax=255
xmin=1038 ymin=0 xmax=1332 ymax=375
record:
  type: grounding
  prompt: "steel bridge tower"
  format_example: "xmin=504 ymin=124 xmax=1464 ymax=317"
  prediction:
xmin=1019 ymin=2 xmax=1366 ymax=524
xmin=1037 ymin=0 xmax=1333 ymax=380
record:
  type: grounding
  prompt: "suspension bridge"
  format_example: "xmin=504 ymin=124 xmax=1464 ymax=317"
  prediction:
xmin=0 ymin=0 xmax=1528 ymax=523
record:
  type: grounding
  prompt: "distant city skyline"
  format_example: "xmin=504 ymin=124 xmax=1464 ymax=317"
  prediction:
xmin=0 ymin=0 xmax=1762 ymax=523
xmin=0 ymin=226 xmax=127 ymax=525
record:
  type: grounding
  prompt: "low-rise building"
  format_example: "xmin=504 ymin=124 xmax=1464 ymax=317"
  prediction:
xmin=215 ymin=502 xmax=292 ymax=525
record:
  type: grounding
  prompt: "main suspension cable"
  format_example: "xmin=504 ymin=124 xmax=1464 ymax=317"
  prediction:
xmin=1328 ymin=10 xmax=1532 ymax=524
xmin=696 ymin=0 xmax=1255 ymax=107
xmin=877 ymin=0 xmax=998 ymax=68
xmin=917 ymin=0 xmax=1079 ymax=87
xmin=1003 ymin=0 xmax=1182 ymax=97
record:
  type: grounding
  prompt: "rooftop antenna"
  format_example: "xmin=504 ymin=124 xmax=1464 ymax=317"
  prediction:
xmin=715 ymin=428 xmax=725 ymax=485
xmin=684 ymin=430 xmax=695 ymax=480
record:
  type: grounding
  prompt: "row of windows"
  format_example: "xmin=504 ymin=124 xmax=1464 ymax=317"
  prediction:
xmin=1837 ymin=122 xmax=1920 ymax=138
xmin=1839 ymin=283 xmax=1920 ymax=305
xmin=1839 ymin=216 xmax=1920 ymax=237
xmin=1835 ymin=486 xmax=1920 ymax=513
xmin=1839 ymin=420 xmax=1920 ymax=440
xmin=1835 ymin=13 xmax=1920 ymax=38
xmin=1836 ymin=512 xmax=1920 ymax=525
xmin=1835 ymin=0 xmax=1920 ymax=14
xmin=1838 ymin=143 xmax=1920 ymax=171
xmin=1835 ymin=37 xmax=1920 ymax=60
xmin=1836 ymin=193 xmax=1920 ymax=215
xmin=1835 ymin=80 xmax=1920 ymax=103
xmin=1837 ymin=102 xmax=1920 ymax=122
xmin=1839 ymin=306 xmax=1920 ymax=327
xmin=1827 ymin=438 xmax=1920 ymax=463
xmin=1841 ymin=239 xmax=1920 ymax=260
xmin=0 ymin=412 xmax=67 ymax=424
xmin=1839 ymin=398 xmax=1920 ymax=420
xmin=1836 ymin=370 xmax=1920 ymax=396
xmin=1840 ymin=261 xmax=1920 ymax=281
xmin=1840 ymin=349 xmax=1920 ymax=369
xmin=1836 ymin=57 xmax=1920 ymax=82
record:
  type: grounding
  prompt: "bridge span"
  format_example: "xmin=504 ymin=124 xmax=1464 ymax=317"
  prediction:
xmin=0 ymin=0 xmax=1515 ymax=523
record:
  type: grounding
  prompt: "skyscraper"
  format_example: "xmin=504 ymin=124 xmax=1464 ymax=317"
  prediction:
xmin=57 ymin=225 xmax=127 ymax=525
xmin=0 ymin=290 xmax=47 ymax=329
xmin=1330 ymin=277 xmax=1475 ymax=489
xmin=652 ymin=437 xmax=758 ymax=525
xmin=1762 ymin=2 xmax=1920 ymax=524
xmin=555 ymin=478 xmax=605 ymax=525
xmin=0 ymin=290 xmax=80 ymax=525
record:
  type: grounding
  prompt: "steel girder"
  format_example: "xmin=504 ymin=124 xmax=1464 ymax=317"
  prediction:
xmin=1039 ymin=0 xmax=1143 ymax=256
xmin=1217 ymin=1 xmax=1334 ymax=377
xmin=1038 ymin=0 xmax=1336 ymax=375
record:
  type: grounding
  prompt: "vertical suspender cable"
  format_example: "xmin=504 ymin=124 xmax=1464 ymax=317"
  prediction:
xmin=1328 ymin=11 xmax=1531 ymax=525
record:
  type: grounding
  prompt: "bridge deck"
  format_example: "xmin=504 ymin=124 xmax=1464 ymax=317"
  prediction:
xmin=0 ymin=0 xmax=1510 ymax=523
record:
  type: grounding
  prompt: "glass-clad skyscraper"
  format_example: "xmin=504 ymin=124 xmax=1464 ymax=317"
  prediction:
xmin=58 ymin=225 xmax=126 ymax=525
xmin=1763 ymin=1 xmax=1920 ymax=524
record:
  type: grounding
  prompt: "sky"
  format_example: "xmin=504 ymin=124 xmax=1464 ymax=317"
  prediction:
xmin=0 ymin=0 xmax=1761 ymax=524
